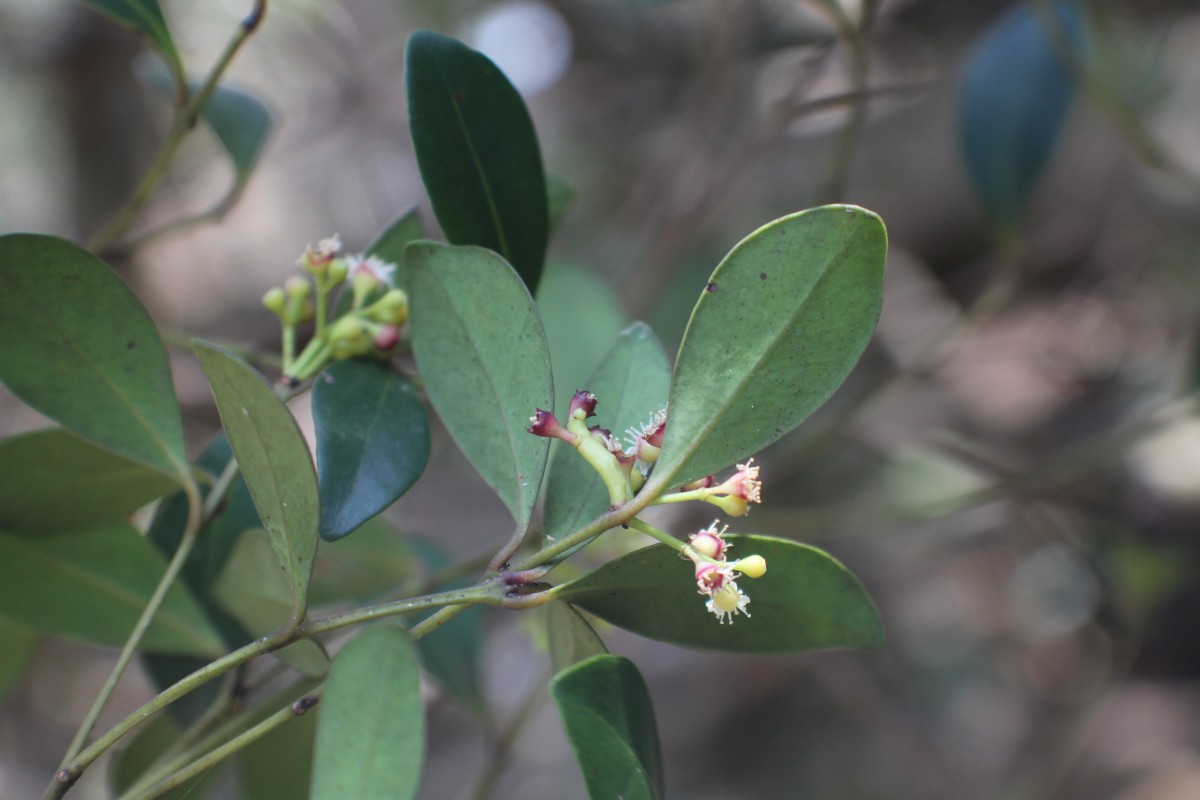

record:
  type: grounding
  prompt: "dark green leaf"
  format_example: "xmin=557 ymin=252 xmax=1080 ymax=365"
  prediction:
xmin=544 ymin=323 xmax=671 ymax=540
xmin=312 ymin=625 xmax=424 ymax=800
xmin=213 ymin=531 xmax=329 ymax=678
xmin=0 ymin=525 xmax=225 ymax=656
xmin=648 ymin=206 xmax=887 ymax=491
xmin=546 ymin=602 xmax=608 ymax=673
xmin=536 ymin=261 xmax=628 ymax=415
xmin=0 ymin=619 xmax=37 ymax=702
xmin=558 ymin=534 xmax=884 ymax=654
xmin=81 ymin=0 xmax=181 ymax=76
xmin=0 ymin=234 xmax=188 ymax=483
xmin=313 ymin=360 xmax=430 ymax=541
xmin=960 ymin=1 xmax=1086 ymax=232
xmin=405 ymin=242 xmax=553 ymax=531
xmin=194 ymin=342 xmax=319 ymax=621
xmin=406 ymin=30 xmax=549 ymax=291
xmin=551 ymin=654 xmax=664 ymax=800
xmin=0 ymin=428 xmax=177 ymax=533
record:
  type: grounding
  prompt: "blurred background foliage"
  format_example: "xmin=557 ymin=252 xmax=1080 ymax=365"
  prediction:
xmin=3 ymin=0 xmax=1200 ymax=798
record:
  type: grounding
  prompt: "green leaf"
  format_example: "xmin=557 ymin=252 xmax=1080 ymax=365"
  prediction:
xmin=405 ymin=537 xmax=487 ymax=716
xmin=194 ymin=342 xmax=319 ymax=621
xmin=109 ymin=714 xmax=220 ymax=800
xmin=546 ymin=173 xmax=574 ymax=228
xmin=649 ymin=206 xmax=887 ymax=491
xmin=81 ymin=0 xmax=181 ymax=77
xmin=405 ymin=242 xmax=553 ymax=531
xmin=536 ymin=261 xmax=628 ymax=415
xmin=0 ymin=619 xmax=38 ymax=702
xmin=140 ymin=60 xmax=272 ymax=188
xmin=558 ymin=534 xmax=883 ymax=654
xmin=213 ymin=531 xmax=329 ymax=678
xmin=0 ymin=234 xmax=189 ymax=483
xmin=544 ymin=323 xmax=671 ymax=540
xmin=202 ymin=84 xmax=272 ymax=185
xmin=406 ymin=30 xmax=549 ymax=291
xmin=0 ymin=428 xmax=178 ymax=533
xmin=551 ymin=655 xmax=664 ymax=800
xmin=308 ymin=518 xmax=421 ymax=607
xmin=237 ymin=698 xmax=317 ymax=800
xmin=367 ymin=208 xmax=424 ymax=272
xmin=960 ymin=1 xmax=1085 ymax=233
xmin=546 ymin=602 xmax=608 ymax=673
xmin=313 ymin=361 xmax=430 ymax=541
xmin=312 ymin=625 xmax=424 ymax=800
xmin=0 ymin=525 xmax=224 ymax=657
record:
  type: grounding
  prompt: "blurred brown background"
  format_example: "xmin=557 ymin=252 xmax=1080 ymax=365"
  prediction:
xmin=3 ymin=0 xmax=1200 ymax=798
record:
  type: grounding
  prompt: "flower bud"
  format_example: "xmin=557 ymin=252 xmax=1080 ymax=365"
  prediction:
xmin=527 ymin=409 xmax=579 ymax=445
xmin=262 ymin=287 xmax=286 ymax=315
xmin=284 ymin=275 xmax=312 ymax=300
xmin=372 ymin=324 xmax=400 ymax=352
xmin=731 ymin=555 xmax=766 ymax=579
xmin=688 ymin=521 xmax=729 ymax=560
xmin=569 ymin=390 xmax=597 ymax=420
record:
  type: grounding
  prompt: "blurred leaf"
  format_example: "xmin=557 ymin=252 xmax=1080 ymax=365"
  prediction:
xmin=536 ymin=261 xmax=628 ymax=414
xmin=406 ymin=537 xmax=487 ymax=716
xmin=81 ymin=0 xmax=181 ymax=77
xmin=313 ymin=360 xmax=430 ymax=541
xmin=558 ymin=534 xmax=883 ymax=654
xmin=109 ymin=713 xmax=220 ymax=800
xmin=649 ymin=206 xmax=887 ymax=492
xmin=194 ymin=342 xmax=319 ymax=621
xmin=406 ymin=30 xmax=549 ymax=291
xmin=0 ymin=234 xmax=188 ymax=484
xmin=544 ymin=323 xmax=671 ymax=540
xmin=199 ymin=84 xmax=272 ymax=184
xmin=546 ymin=602 xmax=608 ymax=673
xmin=237 ymin=698 xmax=317 ymax=800
xmin=0 ymin=619 xmax=37 ymax=702
xmin=213 ymin=531 xmax=329 ymax=678
xmin=140 ymin=61 xmax=272 ymax=186
xmin=0 ymin=428 xmax=177 ymax=533
xmin=959 ymin=0 xmax=1086 ymax=232
xmin=406 ymin=242 xmax=552 ymax=531
xmin=551 ymin=654 xmax=664 ymax=800
xmin=368 ymin=208 xmax=424 ymax=272
xmin=308 ymin=517 xmax=420 ymax=607
xmin=546 ymin=173 xmax=574 ymax=228
xmin=881 ymin=444 xmax=990 ymax=519
xmin=312 ymin=625 xmax=424 ymax=800
xmin=0 ymin=524 xmax=224 ymax=656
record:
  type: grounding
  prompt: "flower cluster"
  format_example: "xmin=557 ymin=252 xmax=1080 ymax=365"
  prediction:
xmin=526 ymin=388 xmax=771 ymax=624
xmin=262 ymin=234 xmax=407 ymax=381
xmin=685 ymin=521 xmax=767 ymax=624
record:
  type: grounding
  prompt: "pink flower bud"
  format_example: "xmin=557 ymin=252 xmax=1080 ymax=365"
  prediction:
xmin=569 ymin=390 xmax=597 ymax=420
xmin=527 ymin=409 xmax=579 ymax=445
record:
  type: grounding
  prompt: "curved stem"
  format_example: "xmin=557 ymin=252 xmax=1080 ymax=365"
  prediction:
xmin=626 ymin=517 xmax=687 ymax=554
xmin=87 ymin=1 xmax=268 ymax=253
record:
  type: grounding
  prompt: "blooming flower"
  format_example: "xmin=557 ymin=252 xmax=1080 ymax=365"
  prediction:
xmin=682 ymin=520 xmax=764 ymax=624
xmin=702 ymin=458 xmax=763 ymax=516
xmin=347 ymin=253 xmax=398 ymax=289
xmin=299 ymin=234 xmax=343 ymax=273
xmin=707 ymin=583 xmax=751 ymax=624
